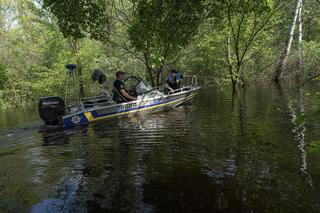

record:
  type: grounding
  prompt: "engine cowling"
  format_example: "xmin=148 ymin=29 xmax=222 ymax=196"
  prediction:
xmin=38 ymin=96 xmax=65 ymax=125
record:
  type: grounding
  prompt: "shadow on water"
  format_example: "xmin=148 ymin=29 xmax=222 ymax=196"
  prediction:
xmin=1 ymin=84 xmax=320 ymax=212
xmin=76 ymin=107 xmax=195 ymax=213
xmin=28 ymin=106 xmax=195 ymax=213
xmin=39 ymin=127 xmax=71 ymax=146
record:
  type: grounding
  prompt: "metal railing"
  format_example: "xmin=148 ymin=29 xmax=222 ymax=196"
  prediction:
xmin=167 ymin=86 xmax=193 ymax=95
xmin=182 ymin=75 xmax=198 ymax=86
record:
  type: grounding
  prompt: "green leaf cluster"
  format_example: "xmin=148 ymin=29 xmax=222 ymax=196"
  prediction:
xmin=1 ymin=0 xmax=320 ymax=106
xmin=128 ymin=0 xmax=207 ymax=67
xmin=42 ymin=0 xmax=111 ymax=40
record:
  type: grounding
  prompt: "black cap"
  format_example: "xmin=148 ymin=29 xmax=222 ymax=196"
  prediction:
xmin=170 ymin=69 xmax=178 ymax=73
xmin=116 ymin=71 xmax=126 ymax=77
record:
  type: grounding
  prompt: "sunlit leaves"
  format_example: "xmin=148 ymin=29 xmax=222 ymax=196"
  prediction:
xmin=0 ymin=63 xmax=7 ymax=89
xmin=308 ymin=140 xmax=320 ymax=155
xmin=42 ymin=0 xmax=111 ymax=40
xmin=0 ymin=0 xmax=18 ymax=31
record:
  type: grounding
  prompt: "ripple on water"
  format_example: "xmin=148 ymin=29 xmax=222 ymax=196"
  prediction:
xmin=1 ymin=86 xmax=320 ymax=212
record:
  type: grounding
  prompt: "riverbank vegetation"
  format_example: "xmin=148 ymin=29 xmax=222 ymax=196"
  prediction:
xmin=0 ymin=0 xmax=319 ymax=107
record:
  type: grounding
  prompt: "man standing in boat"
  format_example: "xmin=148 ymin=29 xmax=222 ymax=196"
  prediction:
xmin=164 ymin=68 xmax=183 ymax=94
xmin=112 ymin=71 xmax=137 ymax=103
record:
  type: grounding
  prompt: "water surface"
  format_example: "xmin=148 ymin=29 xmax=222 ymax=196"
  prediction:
xmin=1 ymin=84 xmax=320 ymax=212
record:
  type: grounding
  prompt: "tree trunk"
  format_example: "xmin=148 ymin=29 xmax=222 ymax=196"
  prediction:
xmin=147 ymin=66 xmax=155 ymax=87
xmin=239 ymin=66 xmax=245 ymax=87
xmin=296 ymin=0 xmax=303 ymax=79
xmin=225 ymin=31 xmax=237 ymax=91
xmin=68 ymin=38 xmax=85 ymax=97
xmin=77 ymin=57 xmax=85 ymax=97
xmin=156 ymin=64 xmax=164 ymax=86
xmin=144 ymin=48 xmax=155 ymax=87
xmin=274 ymin=0 xmax=302 ymax=83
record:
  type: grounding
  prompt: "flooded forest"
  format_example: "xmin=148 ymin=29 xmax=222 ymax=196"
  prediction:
xmin=1 ymin=0 xmax=320 ymax=212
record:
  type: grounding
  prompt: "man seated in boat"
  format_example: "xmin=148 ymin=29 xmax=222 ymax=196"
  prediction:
xmin=164 ymin=68 xmax=183 ymax=94
xmin=112 ymin=71 xmax=137 ymax=103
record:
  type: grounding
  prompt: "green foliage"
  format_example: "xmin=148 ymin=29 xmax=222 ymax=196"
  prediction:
xmin=304 ymin=0 xmax=320 ymax=42
xmin=177 ymin=0 xmax=279 ymax=83
xmin=128 ymin=0 xmax=207 ymax=68
xmin=0 ymin=63 xmax=7 ymax=89
xmin=0 ymin=0 xmax=68 ymax=106
xmin=0 ymin=0 xmax=320 ymax=107
xmin=302 ymin=41 xmax=320 ymax=75
xmin=308 ymin=140 xmax=320 ymax=155
xmin=177 ymin=25 xmax=227 ymax=77
xmin=223 ymin=0 xmax=276 ymax=84
xmin=42 ymin=0 xmax=110 ymax=40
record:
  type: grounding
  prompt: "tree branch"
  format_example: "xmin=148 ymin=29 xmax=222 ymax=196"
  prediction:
xmin=286 ymin=73 xmax=320 ymax=93
xmin=239 ymin=0 xmax=283 ymax=64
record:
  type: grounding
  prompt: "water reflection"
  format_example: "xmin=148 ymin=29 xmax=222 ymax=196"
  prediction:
xmin=277 ymin=84 xmax=314 ymax=188
xmin=28 ymin=126 xmax=92 ymax=212
xmin=76 ymin=107 xmax=193 ymax=212
xmin=1 ymin=85 xmax=320 ymax=212
xmin=39 ymin=127 xmax=71 ymax=146
xmin=31 ymin=107 xmax=194 ymax=212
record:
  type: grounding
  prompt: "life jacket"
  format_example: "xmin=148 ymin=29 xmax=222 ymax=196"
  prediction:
xmin=167 ymin=73 xmax=182 ymax=84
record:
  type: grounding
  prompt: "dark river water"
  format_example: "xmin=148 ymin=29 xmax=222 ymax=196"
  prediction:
xmin=1 ymin=83 xmax=320 ymax=213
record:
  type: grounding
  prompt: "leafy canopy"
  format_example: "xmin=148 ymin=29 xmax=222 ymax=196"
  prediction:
xmin=42 ymin=0 xmax=110 ymax=40
xmin=128 ymin=0 xmax=208 ymax=67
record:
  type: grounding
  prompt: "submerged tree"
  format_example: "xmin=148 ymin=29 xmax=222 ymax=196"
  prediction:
xmin=128 ymin=0 xmax=209 ymax=86
xmin=222 ymin=0 xmax=282 ymax=90
xmin=274 ymin=0 xmax=303 ymax=83
xmin=297 ymin=0 xmax=303 ymax=78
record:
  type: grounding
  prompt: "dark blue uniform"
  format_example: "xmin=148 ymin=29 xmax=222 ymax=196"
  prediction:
xmin=165 ymin=73 xmax=182 ymax=94
xmin=112 ymin=79 xmax=128 ymax=103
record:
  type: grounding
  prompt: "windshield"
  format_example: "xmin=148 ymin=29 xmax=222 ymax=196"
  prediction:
xmin=124 ymin=76 xmax=152 ymax=95
xmin=136 ymin=81 xmax=152 ymax=94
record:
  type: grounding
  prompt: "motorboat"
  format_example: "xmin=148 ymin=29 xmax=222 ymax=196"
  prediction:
xmin=38 ymin=64 xmax=200 ymax=128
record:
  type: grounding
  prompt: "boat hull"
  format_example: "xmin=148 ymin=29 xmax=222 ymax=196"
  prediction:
xmin=62 ymin=87 xmax=199 ymax=128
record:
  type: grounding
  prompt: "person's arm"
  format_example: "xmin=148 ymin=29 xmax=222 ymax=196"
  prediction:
xmin=165 ymin=78 xmax=174 ymax=92
xmin=119 ymin=89 xmax=137 ymax=101
xmin=164 ymin=83 xmax=174 ymax=92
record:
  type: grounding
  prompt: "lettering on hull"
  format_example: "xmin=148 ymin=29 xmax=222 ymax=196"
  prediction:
xmin=118 ymin=102 xmax=137 ymax=111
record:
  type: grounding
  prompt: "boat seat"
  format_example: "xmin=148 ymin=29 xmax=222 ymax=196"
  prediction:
xmin=82 ymin=98 xmax=113 ymax=107
xmin=81 ymin=90 xmax=114 ymax=108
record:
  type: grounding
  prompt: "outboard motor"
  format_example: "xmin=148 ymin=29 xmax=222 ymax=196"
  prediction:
xmin=91 ymin=69 xmax=106 ymax=84
xmin=38 ymin=96 xmax=65 ymax=125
